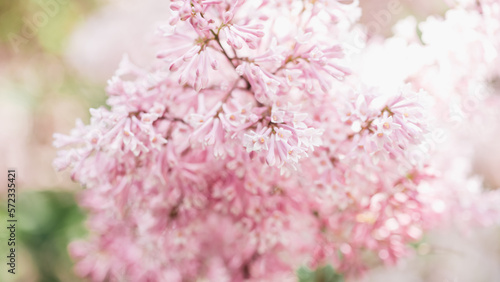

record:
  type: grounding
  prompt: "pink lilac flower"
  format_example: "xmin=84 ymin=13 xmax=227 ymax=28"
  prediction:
xmin=54 ymin=0 xmax=500 ymax=281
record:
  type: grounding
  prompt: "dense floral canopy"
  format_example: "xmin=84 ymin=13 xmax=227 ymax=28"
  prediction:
xmin=55 ymin=0 xmax=500 ymax=281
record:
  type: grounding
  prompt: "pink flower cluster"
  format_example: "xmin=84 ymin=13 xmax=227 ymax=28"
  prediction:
xmin=54 ymin=0 xmax=500 ymax=281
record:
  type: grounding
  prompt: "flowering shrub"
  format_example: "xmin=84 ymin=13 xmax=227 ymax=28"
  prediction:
xmin=55 ymin=0 xmax=500 ymax=281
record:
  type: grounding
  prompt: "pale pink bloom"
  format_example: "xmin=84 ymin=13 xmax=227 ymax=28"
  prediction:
xmin=236 ymin=62 xmax=281 ymax=104
xmin=372 ymin=114 xmax=401 ymax=148
xmin=243 ymin=128 xmax=272 ymax=153
xmin=157 ymin=27 xmax=220 ymax=91
xmin=221 ymin=22 xmax=265 ymax=50
xmin=270 ymin=109 xmax=285 ymax=124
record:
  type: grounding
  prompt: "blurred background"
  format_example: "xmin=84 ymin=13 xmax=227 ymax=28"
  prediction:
xmin=0 ymin=0 xmax=499 ymax=281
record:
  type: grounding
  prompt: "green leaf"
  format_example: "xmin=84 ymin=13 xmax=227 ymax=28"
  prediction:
xmin=297 ymin=265 xmax=344 ymax=282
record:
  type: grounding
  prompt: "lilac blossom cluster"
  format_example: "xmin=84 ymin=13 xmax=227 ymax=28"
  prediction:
xmin=54 ymin=0 xmax=500 ymax=281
